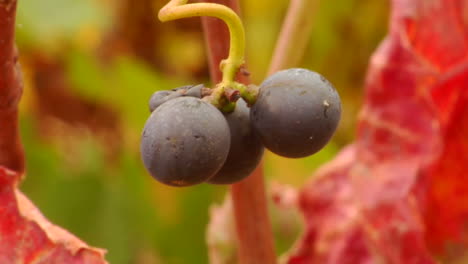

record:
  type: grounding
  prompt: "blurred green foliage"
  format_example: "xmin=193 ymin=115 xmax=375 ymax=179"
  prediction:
xmin=16 ymin=0 xmax=388 ymax=263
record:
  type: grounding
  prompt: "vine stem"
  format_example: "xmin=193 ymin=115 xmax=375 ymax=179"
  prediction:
xmin=0 ymin=0 xmax=24 ymax=174
xmin=200 ymin=1 xmax=277 ymax=263
xmin=158 ymin=0 xmax=245 ymax=87
xmin=268 ymin=0 xmax=318 ymax=75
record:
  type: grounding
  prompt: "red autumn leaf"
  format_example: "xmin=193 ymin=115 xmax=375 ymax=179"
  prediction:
xmin=0 ymin=167 xmax=108 ymax=264
xmin=288 ymin=0 xmax=468 ymax=263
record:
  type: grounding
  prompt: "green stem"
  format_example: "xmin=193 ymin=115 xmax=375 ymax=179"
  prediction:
xmin=233 ymin=83 xmax=258 ymax=106
xmin=158 ymin=0 xmax=245 ymax=86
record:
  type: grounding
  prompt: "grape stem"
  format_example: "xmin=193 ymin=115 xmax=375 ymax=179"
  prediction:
xmin=200 ymin=1 xmax=277 ymax=263
xmin=158 ymin=0 xmax=253 ymax=108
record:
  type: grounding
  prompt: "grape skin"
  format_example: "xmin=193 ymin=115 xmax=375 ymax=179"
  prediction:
xmin=208 ymin=99 xmax=264 ymax=184
xmin=251 ymin=68 xmax=341 ymax=158
xmin=141 ymin=97 xmax=231 ymax=186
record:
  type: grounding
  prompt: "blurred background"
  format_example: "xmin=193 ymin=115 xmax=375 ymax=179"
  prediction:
xmin=16 ymin=0 xmax=388 ymax=263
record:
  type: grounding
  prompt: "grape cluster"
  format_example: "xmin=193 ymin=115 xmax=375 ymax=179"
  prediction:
xmin=140 ymin=68 xmax=341 ymax=187
xmin=142 ymin=85 xmax=263 ymax=186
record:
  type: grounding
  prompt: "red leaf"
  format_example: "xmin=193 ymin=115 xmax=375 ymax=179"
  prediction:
xmin=0 ymin=167 xmax=108 ymax=264
xmin=288 ymin=0 xmax=468 ymax=263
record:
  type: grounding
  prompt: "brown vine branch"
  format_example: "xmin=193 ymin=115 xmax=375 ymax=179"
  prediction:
xmin=0 ymin=0 xmax=24 ymax=174
xmin=268 ymin=0 xmax=317 ymax=75
xmin=200 ymin=1 xmax=277 ymax=263
xmin=104 ymin=0 xmax=161 ymax=66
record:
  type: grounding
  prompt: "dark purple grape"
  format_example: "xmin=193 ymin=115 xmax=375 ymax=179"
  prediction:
xmin=148 ymin=90 xmax=178 ymax=112
xmin=251 ymin=68 xmax=341 ymax=158
xmin=172 ymin=84 xmax=195 ymax=92
xmin=173 ymin=84 xmax=204 ymax=98
xmin=148 ymin=84 xmax=204 ymax=112
xmin=208 ymin=99 xmax=264 ymax=184
xmin=141 ymin=97 xmax=231 ymax=187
